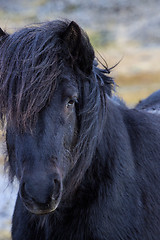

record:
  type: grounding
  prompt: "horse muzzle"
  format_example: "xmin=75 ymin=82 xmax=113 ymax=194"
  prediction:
xmin=19 ymin=174 xmax=63 ymax=215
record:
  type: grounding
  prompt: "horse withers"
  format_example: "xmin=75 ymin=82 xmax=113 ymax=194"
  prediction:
xmin=0 ymin=20 xmax=160 ymax=240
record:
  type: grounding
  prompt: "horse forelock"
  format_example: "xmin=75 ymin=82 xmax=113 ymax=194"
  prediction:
xmin=0 ymin=21 xmax=73 ymax=130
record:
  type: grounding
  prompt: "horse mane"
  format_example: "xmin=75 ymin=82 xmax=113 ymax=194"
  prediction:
xmin=64 ymin=63 xmax=114 ymax=195
xmin=0 ymin=20 xmax=114 ymax=131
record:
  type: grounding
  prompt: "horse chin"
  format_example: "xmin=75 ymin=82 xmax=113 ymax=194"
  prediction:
xmin=23 ymin=199 xmax=60 ymax=215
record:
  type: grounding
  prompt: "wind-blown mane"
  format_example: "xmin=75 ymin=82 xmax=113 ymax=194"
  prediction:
xmin=0 ymin=21 xmax=111 ymax=130
xmin=0 ymin=21 xmax=114 ymax=131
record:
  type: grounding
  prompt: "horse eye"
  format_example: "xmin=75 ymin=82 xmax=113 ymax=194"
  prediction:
xmin=68 ymin=99 xmax=75 ymax=105
xmin=66 ymin=98 xmax=77 ymax=108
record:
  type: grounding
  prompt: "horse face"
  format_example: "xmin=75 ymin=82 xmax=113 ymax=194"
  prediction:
xmin=6 ymin=77 xmax=78 ymax=214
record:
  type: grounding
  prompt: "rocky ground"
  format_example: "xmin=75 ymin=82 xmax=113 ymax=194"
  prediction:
xmin=0 ymin=1 xmax=160 ymax=239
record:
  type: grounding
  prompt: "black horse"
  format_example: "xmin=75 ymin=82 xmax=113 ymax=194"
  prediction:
xmin=0 ymin=20 xmax=160 ymax=240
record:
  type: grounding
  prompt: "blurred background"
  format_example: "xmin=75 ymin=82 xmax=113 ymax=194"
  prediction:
xmin=0 ymin=0 xmax=160 ymax=239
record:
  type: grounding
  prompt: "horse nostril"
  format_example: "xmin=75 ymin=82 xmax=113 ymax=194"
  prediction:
xmin=20 ymin=177 xmax=62 ymax=202
xmin=52 ymin=178 xmax=62 ymax=201
xmin=20 ymin=181 xmax=33 ymax=202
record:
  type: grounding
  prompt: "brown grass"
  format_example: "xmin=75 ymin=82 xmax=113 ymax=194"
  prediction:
xmin=116 ymin=71 xmax=160 ymax=105
xmin=0 ymin=231 xmax=11 ymax=240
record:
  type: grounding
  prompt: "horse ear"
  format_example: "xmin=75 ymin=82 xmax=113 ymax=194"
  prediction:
xmin=62 ymin=21 xmax=94 ymax=74
xmin=62 ymin=21 xmax=81 ymax=59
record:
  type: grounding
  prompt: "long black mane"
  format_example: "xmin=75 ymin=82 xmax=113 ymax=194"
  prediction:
xmin=0 ymin=21 xmax=113 ymax=129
